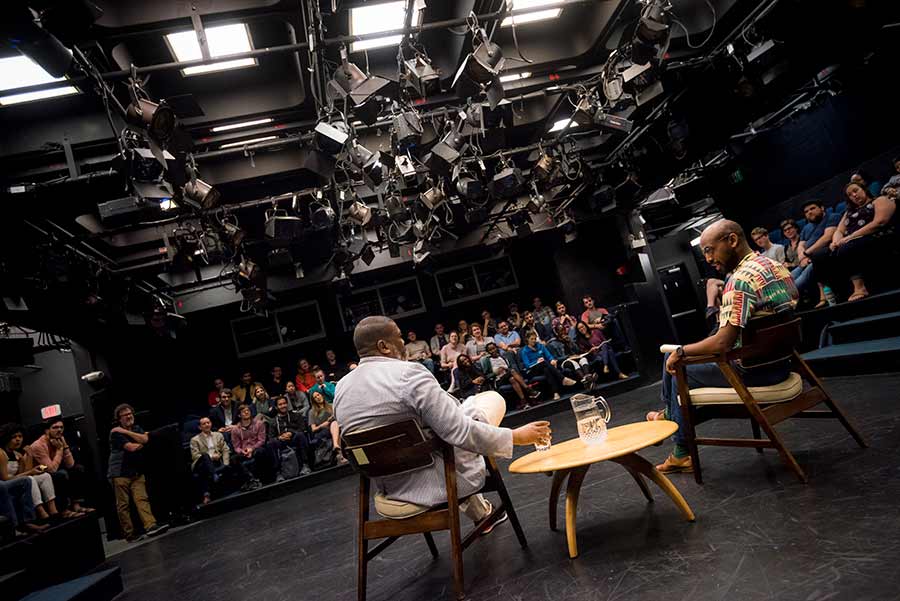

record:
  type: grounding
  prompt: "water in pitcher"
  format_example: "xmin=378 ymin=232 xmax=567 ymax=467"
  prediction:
xmin=577 ymin=415 xmax=608 ymax=445
xmin=570 ymin=394 xmax=611 ymax=445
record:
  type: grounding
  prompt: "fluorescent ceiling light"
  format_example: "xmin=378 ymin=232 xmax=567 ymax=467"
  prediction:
xmin=0 ymin=56 xmax=66 ymax=91
xmin=499 ymin=71 xmax=532 ymax=83
xmin=548 ymin=118 xmax=579 ymax=132
xmin=165 ymin=23 xmax=257 ymax=76
xmin=0 ymin=86 xmax=79 ymax=106
xmin=502 ymin=0 xmax=563 ymax=27
xmin=211 ymin=118 xmax=273 ymax=132
xmin=219 ymin=135 xmax=277 ymax=149
xmin=350 ymin=1 xmax=422 ymax=52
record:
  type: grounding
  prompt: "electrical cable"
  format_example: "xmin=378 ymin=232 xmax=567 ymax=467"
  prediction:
xmin=670 ymin=0 xmax=717 ymax=50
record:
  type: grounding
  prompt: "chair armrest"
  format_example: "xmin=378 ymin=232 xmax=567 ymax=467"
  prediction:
xmin=680 ymin=354 xmax=724 ymax=366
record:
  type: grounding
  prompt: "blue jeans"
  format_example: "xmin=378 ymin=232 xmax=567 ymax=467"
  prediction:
xmin=0 ymin=478 xmax=36 ymax=528
xmin=660 ymin=353 xmax=790 ymax=446
xmin=415 ymin=358 xmax=436 ymax=373
xmin=591 ymin=344 xmax=622 ymax=376
xmin=791 ymin=264 xmax=814 ymax=293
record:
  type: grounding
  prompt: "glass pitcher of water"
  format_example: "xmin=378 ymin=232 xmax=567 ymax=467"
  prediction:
xmin=570 ymin=394 xmax=612 ymax=445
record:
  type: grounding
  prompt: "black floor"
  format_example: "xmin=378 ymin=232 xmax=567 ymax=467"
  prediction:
xmin=107 ymin=373 xmax=900 ymax=601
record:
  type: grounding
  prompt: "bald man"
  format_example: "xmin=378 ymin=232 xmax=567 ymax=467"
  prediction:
xmin=649 ymin=220 xmax=798 ymax=473
xmin=334 ymin=316 xmax=550 ymax=526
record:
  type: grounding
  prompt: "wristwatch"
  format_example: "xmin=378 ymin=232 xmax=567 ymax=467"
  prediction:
xmin=675 ymin=345 xmax=685 ymax=358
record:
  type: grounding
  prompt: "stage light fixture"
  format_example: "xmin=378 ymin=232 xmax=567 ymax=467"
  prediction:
xmin=403 ymin=55 xmax=441 ymax=98
xmin=455 ymin=167 xmax=484 ymax=200
xmin=508 ymin=210 xmax=533 ymax=238
xmin=490 ymin=164 xmax=525 ymax=198
xmin=347 ymin=142 xmax=387 ymax=188
xmin=182 ymin=178 xmax=221 ymax=211
xmin=328 ymin=46 xmax=391 ymax=110
xmin=347 ymin=200 xmax=373 ymax=226
xmin=386 ymin=193 xmax=410 ymax=221
xmin=632 ymin=0 xmax=671 ymax=66
xmin=264 ymin=209 xmax=304 ymax=240
xmin=593 ymin=111 xmax=634 ymax=135
xmin=396 ymin=153 xmax=418 ymax=181
xmin=533 ymin=151 xmax=558 ymax=182
xmin=125 ymin=99 xmax=176 ymax=144
xmin=420 ymin=181 xmax=445 ymax=210
xmin=310 ymin=201 xmax=336 ymax=230
xmin=426 ymin=119 xmax=468 ymax=177
xmin=314 ymin=121 xmax=349 ymax=156
xmin=392 ymin=110 xmax=424 ymax=150
xmin=457 ymin=28 xmax=505 ymax=86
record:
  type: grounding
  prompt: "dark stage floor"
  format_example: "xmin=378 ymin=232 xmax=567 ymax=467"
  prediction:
xmin=107 ymin=373 xmax=900 ymax=601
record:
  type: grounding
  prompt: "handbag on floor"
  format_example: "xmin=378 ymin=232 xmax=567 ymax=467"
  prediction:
xmin=279 ymin=447 xmax=300 ymax=479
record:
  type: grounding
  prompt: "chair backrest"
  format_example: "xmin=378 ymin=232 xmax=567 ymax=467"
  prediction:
xmin=729 ymin=316 xmax=802 ymax=367
xmin=341 ymin=419 xmax=443 ymax=479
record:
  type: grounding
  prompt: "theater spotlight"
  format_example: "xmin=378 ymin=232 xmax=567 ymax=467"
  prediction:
xmin=454 ymin=166 xmax=484 ymax=200
xmin=310 ymin=201 xmax=335 ymax=231
xmin=346 ymin=199 xmax=373 ymax=226
xmin=632 ymin=0 xmax=671 ymax=66
xmin=403 ymin=55 xmax=441 ymax=98
xmin=533 ymin=151 xmax=558 ymax=183
xmin=392 ymin=110 xmax=424 ymax=150
xmin=426 ymin=118 xmax=467 ymax=177
xmin=328 ymin=46 xmax=391 ymax=110
xmin=454 ymin=27 xmax=505 ymax=86
xmin=182 ymin=178 xmax=221 ymax=211
xmin=348 ymin=142 xmax=387 ymax=188
xmin=314 ymin=121 xmax=349 ymax=156
xmin=490 ymin=161 xmax=525 ymax=198
xmin=420 ymin=180 xmax=445 ymax=210
xmin=125 ymin=99 xmax=176 ymax=145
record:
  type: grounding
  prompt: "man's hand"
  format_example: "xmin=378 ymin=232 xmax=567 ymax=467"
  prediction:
xmin=210 ymin=452 xmax=221 ymax=462
xmin=243 ymin=448 xmax=253 ymax=458
xmin=279 ymin=432 xmax=292 ymax=441
xmin=665 ymin=351 xmax=682 ymax=375
xmin=799 ymin=256 xmax=810 ymax=267
xmin=550 ymin=359 xmax=558 ymax=367
xmin=498 ymin=342 xmax=508 ymax=350
xmin=536 ymin=357 xmax=545 ymax=364
xmin=50 ymin=438 xmax=64 ymax=450
xmin=512 ymin=421 xmax=551 ymax=446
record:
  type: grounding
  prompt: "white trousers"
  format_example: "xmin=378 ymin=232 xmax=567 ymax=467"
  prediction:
xmin=27 ymin=472 xmax=56 ymax=506
xmin=459 ymin=391 xmax=506 ymax=521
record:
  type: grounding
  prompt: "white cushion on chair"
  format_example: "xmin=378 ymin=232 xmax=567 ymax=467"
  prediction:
xmin=687 ymin=372 xmax=803 ymax=406
xmin=374 ymin=492 xmax=431 ymax=519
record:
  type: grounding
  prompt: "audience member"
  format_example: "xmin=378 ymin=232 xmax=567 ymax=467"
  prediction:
xmin=520 ymin=331 xmax=576 ymax=400
xmin=440 ymin=331 xmax=465 ymax=371
xmin=850 ymin=169 xmax=882 ymax=199
xmin=552 ymin=323 xmax=591 ymax=382
xmin=580 ymin=296 xmax=609 ymax=332
xmin=267 ymin=366 xmax=287 ymax=396
xmin=333 ymin=315 xmax=550 ymax=526
xmin=295 ymin=358 xmax=316 ymax=393
xmin=209 ymin=388 xmax=240 ymax=435
xmin=252 ymin=384 xmax=274 ymax=423
xmin=284 ymin=381 xmax=309 ymax=416
xmin=751 ymin=227 xmax=786 ymax=263
xmin=551 ymin=301 xmax=577 ymax=333
xmin=481 ymin=309 xmax=498 ymax=337
xmin=207 ymin=377 xmax=225 ymax=407
xmin=309 ymin=369 xmax=336 ymax=404
xmin=0 ymin=423 xmax=69 ymax=521
xmin=107 ymin=404 xmax=165 ymax=541
xmin=780 ymin=219 xmax=801 ymax=269
xmin=494 ymin=321 xmax=522 ymax=355
xmin=429 ymin=323 xmax=448 ymax=360
xmin=574 ymin=321 xmax=628 ymax=380
xmin=232 ymin=371 xmax=261 ymax=404
xmin=506 ymin=303 xmax=523 ymax=330
xmin=520 ymin=311 xmax=546 ymax=344
xmin=308 ymin=391 xmax=344 ymax=466
xmin=452 ymin=354 xmax=487 ymax=399
xmin=0 ymin=478 xmax=46 ymax=535
xmin=649 ymin=220 xmax=797 ymax=474
xmin=485 ymin=342 xmax=537 ymax=409
xmin=267 ymin=396 xmax=312 ymax=477
xmin=546 ymin=322 xmax=571 ymax=362
xmin=27 ymin=419 xmax=94 ymax=515
xmin=404 ymin=330 xmax=435 ymax=373
xmin=457 ymin=320 xmax=472 ymax=344
xmin=816 ymin=182 xmax=896 ymax=302
xmin=882 ymin=156 xmax=900 ymax=194
xmin=231 ymin=404 xmax=275 ymax=486
xmin=465 ymin=324 xmax=495 ymax=361
xmin=797 ymin=200 xmax=841 ymax=307
xmin=190 ymin=417 xmax=232 ymax=505
xmin=323 ymin=350 xmax=351 ymax=381
xmin=532 ymin=297 xmax=554 ymax=328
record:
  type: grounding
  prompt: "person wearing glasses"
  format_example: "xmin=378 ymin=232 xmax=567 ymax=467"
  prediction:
xmin=108 ymin=404 xmax=167 ymax=542
xmin=648 ymin=220 xmax=798 ymax=474
xmin=27 ymin=419 xmax=95 ymax=515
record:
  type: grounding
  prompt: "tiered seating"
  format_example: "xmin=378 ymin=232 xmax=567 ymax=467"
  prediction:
xmin=802 ymin=303 xmax=900 ymax=375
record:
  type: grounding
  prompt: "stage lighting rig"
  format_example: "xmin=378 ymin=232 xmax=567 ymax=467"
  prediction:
xmin=310 ymin=200 xmax=336 ymax=231
xmin=454 ymin=164 xmax=484 ymax=200
xmin=403 ymin=54 xmax=441 ymax=98
xmin=533 ymin=150 xmax=559 ymax=183
xmin=125 ymin=98 xmax=176 ymax=146
xmin=452 ymin=22 xmax=506 ymax=110
xmin=328 ymin=46 xmax=391 ymax=119
xmin=314 ymin=121 xmax=349 ymax=156
xmin=631 ymin=0 xmax=672 ymax=66
xmin=420 ymin=179 xmax=445 ymax=210
xmin=392 ymin=110 xmax=424 ymax=150
xmin=426 ymin=117 xmax=468 ymax=177
xmin=346 ymin=198 xmax=373 ymax=226
xmin=347 ymin=141 xmax=388 ymax=189
xmin=490 ymin=158 xmax=525 ymax=199
xmin=182 ymin=178 xmax=221 ymax=211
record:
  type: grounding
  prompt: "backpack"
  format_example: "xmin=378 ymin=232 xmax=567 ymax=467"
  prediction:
xmin=278 ymin=447 xmax=300 ymax=479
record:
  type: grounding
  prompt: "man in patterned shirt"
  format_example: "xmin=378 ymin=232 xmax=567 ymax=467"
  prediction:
xmin=648 ymin=220 xmax=798 ymax=473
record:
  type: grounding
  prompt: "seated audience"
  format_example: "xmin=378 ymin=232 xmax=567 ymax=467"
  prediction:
xmin=440 ymin=331 xmax=465 ymax=371
xmin=580 ymin=295 xmax=609 ymax=332
xmin=506 ymin=303 xmax=523 ymax=331
xmin=494 ymin=321 xmax=522 ymax=355
xmin=465 ymin=324 xmax=495 ymax=361
xmin=267 ymin=366 xmax=287 ymax=396
xmin=649 ymin=220 xmax=797 ymax=474
xmin=485 ymin=342 xmax=537 ymax=409
xmin=267 ymin=396 xmax=312 ymax=477
xmin=0 ymin=423 xmax=70 ymax=521
xmin=190 ymin=417 xmax=232 ymax=505
xmin=551 ymin=323 xmax=592 ymax=383
xmin=481 ymin=309 xmax=498 ymax=337
xmin=798 ymin=199 xmax=841 ymax=307
xmin=231 ymin=404 xmax=275 ymax=486
xmin=404 ymin=330 xmax=435 ymax=373
xmin=457 ymin=320 xmax=472 ymax=344
xmin=308 ymin=391 xmax=344 ymax=466
xmin=520 ymin=332 xmax=576 ymax=400
xmin=284 ymin=381 xmax=309 ymax=416
xmin=252 ymin=384 xmax=274 ymax=423
xmin=0 ymin=478 xmax=46 ymax=535
xmin=850 ymin=169 xmax=882 ymax=199
xmin=452 ymin=354 xmax=487 ymax=399
xmin=295 ymin=358 xmax=316 ymax=393
xmin=520 ymin=311 xmax=548 ymax=344
xmin=574 ymin=321 xmax=629 ymax=380
xmin=108 ymin=404 xmax=166 ymax=541
xmin=27 ymin=419 xmax=94 ymax=515
xmin=209 ymin=388 xmax=240 ymax=435
xmin=207 ymin=377 xmax=225 ymax=407
xmin=882 ymin=156 xmax=900 ymax=194
xmin=309 ymin=369 xmax=336 ymax=404
xmin=532 ymin=296 xmax=555 ymax=328
xmin=429 ymin=323 xmax=448 ymax=361
xmin=780 ymin=219 xmax=801 ymax=269
xmin=546 ymin=322 xmax=573 ymax=363
xmin=232 ymin=371 xmax=261 ymax=405
xmin=815 ymin=182 xmax=896 ymax=302
xmin=551 ymin=301 xmax=577 ymax=333
xmin=323 ymin=349 xmax=351 ymax=381
xmin=333 ymin=315 xmax=550 ymax=526
xmin=751 ymin=227 xmax=786 ymax=263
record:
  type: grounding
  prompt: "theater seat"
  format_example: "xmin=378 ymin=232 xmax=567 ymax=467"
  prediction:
xmin=686 ymin=372 xmax=803 ymax=406
xmin=374 ymin=492 xmax=430 ymax=519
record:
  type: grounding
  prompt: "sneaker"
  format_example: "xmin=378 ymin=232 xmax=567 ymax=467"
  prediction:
xmin=656 ymin=454 xmax=693 ymax=474
xmin=482 ymin=511 xmax=509 ymax=535
xmin=552 ymin=393 xmax=561 ymax=400
xmin=275 ymin=474 xmax=285 ymax=483
xmin=125 ymin=533 xmax=145 ymax=543
xmin=562 ymin=377 xmax=577 ymax=387
xmin=146 ymin=523 xmax=169 ymax=537
xmin=300 ymin=466 xmax=312 ymax=476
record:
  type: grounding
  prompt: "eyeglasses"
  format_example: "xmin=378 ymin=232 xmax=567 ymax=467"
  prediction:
xmin=701 ymin=234 xmax=731 ymax=257
xmin=119 ymin=412 xmax=134 ymax=418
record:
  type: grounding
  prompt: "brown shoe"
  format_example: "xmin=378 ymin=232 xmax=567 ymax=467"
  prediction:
xmin=656 ymin=454 xmax=693 ymax=474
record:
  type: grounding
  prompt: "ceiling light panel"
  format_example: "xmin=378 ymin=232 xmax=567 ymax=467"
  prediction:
xmin=499 ymin=71 xmax=532 ymax=83
xmin=501 ymin=0 xmax=563 ymax=27
xmin=211 ymin=118 xmax=274 ymax=132
xmin=165 ymin=23 xmax=258 ymax=76
xmin=219 ymin=135 xmax=277 ymax=149
xmin=350 ymin=1 xmax=420 ymax=52
xmin=0 ymin=86 xmax=79 ymax=106
xmin=0 ymin=56 xmax=66 ymax=92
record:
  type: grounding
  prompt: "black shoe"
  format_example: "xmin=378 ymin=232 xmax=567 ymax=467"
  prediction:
xmin=125 ymin=534 xmax=145 ymax=543
xmin=482 ymin=511 xmax=509 ymax=535
xmin=146 ymin=523 xmax=169 ymax=537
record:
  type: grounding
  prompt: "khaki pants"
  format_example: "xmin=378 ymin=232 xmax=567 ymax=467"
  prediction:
xmin=459 ymin=391 xmax=506 ymax=522
xmin=112 ymin=475 xmax=156 ymax=539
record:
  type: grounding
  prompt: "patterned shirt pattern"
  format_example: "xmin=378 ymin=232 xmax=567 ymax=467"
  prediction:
xmin=719 ymin=252 xmax=798 ymax=347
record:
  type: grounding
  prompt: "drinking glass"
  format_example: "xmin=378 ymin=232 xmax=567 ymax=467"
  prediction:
xmin=534 ymin=431 xmax=552 ymax=452
xmin=570 ymin=394 xmax=612 ymax=445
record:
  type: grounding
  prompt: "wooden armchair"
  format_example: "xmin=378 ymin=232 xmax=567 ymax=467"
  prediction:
xmin=341 ymin=420 xmax=526 ymax=601
xmin=673 ymin=317 xmax=867 ymax=484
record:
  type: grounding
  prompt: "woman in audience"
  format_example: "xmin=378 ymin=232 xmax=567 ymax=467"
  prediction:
xmin=780 ymin=219 xmax=801 ymax=270
xmin=574 ymin=321 xmax=629 ymax=381
xmin=0 ymin=423 xmax=72 ymax=521
xmin=252 ymin=384 xmax=274 ymax=423
xmin=284 ymin=381 xmax=309 ymax=416
xmin=440 ymin=331 xmax=465 ymax=371
xmin=308 ymin=391 xmax=344 ymax=466
xmin=452 ymin=354 xmax=486 ymax=400
xmin=457 ymin=320 xmax=472 ymax=344
xmin=520 ymin=332 xmax=576 ymax=400
xmin=819 ymin=182 xmax=896 ymax=301
xmin=485 ymin=342 xmax=537 ymax=408
xmin=552 ymin=324 xmax=592 ymax=384
xmin=850 ymin=170 xmax=883 ymax=199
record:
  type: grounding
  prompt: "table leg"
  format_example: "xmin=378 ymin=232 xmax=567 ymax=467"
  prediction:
xmin=625 ymin=467 xmax=653 ymax=502
xmin=564 ymin=465 xmax=590 ymax=559
xmin=548 ymin=470 xmax=569 ymax=531
xmin=609 ymin=453 xmax=695 ymax=522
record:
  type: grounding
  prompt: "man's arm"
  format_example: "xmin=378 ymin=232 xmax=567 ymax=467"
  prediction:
xmin=250 ymin=422 xmax=266 ymax=449
xmin=805 ymin=226 xmax=838 ymax=254
xmin=190 ymin=437 xmax=203 ymax=464
xmin=507 ymin=332 xmax=521 ymax=349
xmin=113 ymin=428 xmax=149 ymax=445
xmin=774 ymin=245 xmax=785 ymax=264
xmin=217 ymin=434 xmax=230 ymax=464
xmin=230 ymin=429 xmax=244 ymax=454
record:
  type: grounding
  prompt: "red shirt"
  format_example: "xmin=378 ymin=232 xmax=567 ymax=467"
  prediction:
xmin=208 ymin=391 xmax=220 ymax=407
xmin=295 ymin=371 xmax=316 ymax=393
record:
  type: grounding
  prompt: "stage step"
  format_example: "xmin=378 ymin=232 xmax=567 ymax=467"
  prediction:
xmin=20 ymin=567 xmax=122 ymax=601
xmin=819 ymin=310 xmax=900 ymax=347
xmin=802 ymin=336 xmax=900 ymax=375
xmin=798 ymin=288 xmax=900 ymax=351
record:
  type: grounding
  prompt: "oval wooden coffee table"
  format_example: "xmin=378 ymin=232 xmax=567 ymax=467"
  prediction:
xmin=509 ymin=420 xmax=696 ymax=559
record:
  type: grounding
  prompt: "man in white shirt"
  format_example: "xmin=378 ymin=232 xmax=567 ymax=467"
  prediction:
xmin=190 ymin=417 xmax=231 ymax=505
xmin=334 ymin=316 xmax=549 ymax=523
xmin=751 ymin=227 xmax=786 ymax=263
xmin=465 ymin=324 xmax=495 ymax=361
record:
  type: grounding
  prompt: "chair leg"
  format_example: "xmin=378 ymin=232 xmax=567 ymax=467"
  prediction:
xmin=794 ymin=353 xmax=867 ymax=449
xmin=423 ymin=532 xmax=439 ymax=559
xmin=675 ymin=365 xmax=704 ymax=485
xmin=444 ymin=446 xmax=465 ymax=601
xmin=487 ymin=458 xmax=527 ymax=548
xmin=750 ymin=419 xmax=764 ymax=454
xmin=357 ymin=476 xmax=370 ymax=601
